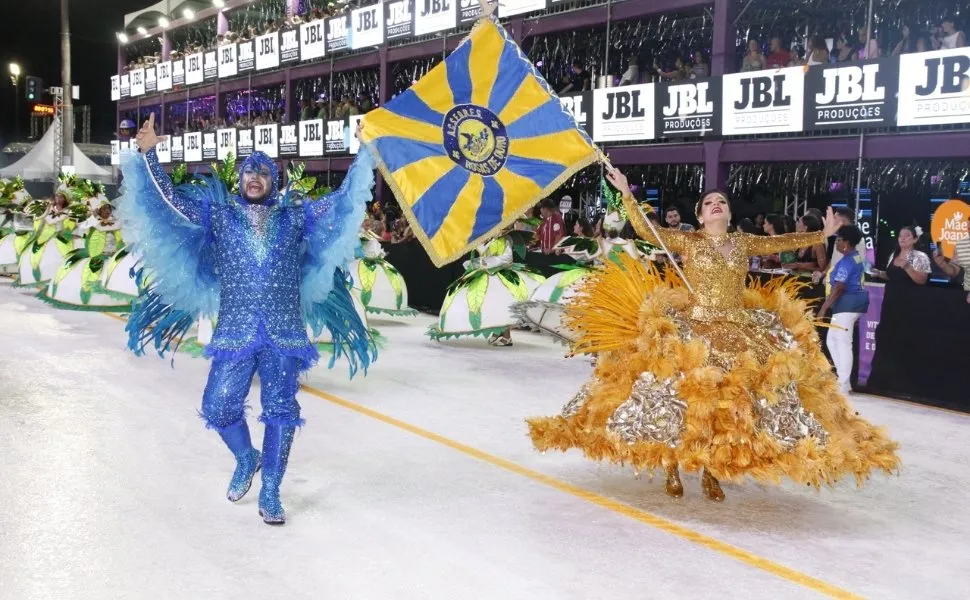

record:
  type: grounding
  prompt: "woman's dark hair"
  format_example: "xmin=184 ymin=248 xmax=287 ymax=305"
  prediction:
xmin=833 ymin=206 xmax=854 ymax=222
xmin=765 ymin=214 xmax=787 ymax=235
xmin=836 ymin=225 xmax=863 ymax=247
xmin=801 ymin=214 xmax=822 ymax=233
xmin=575 ymin=217 xmax=595 ymax=237
xmin=694 ymin=189 xmax=731 ymax=217
xmin=783 ymin=215 xmax=797 ymax=234
xmin=811 ymin=35 xmax=828 ymax=53
xmin=738 ymin=217 xmax=759 ymax=234
xmin=893 ymin=225 xmax=924 ymax=256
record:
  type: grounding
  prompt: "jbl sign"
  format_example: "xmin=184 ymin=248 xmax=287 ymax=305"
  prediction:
xmin=807 ymin=60 xmax=895 ymax=130
xmin=300 ymin=120 xmax=325 ymax=156
xmin=659 ymin=80 xmax=719 ymax=137
xmin=256 ymin=33 xmax=280 ymax=71
xmin=898 ymin=48 xmax=970 ymax=126
xmin=254 ymin=124 xmax=279 ymax=158
xmin=592 ymin=84 xmax=656 ymax=142
xmin=351 ymin=6 xmax=383 ymax=49
xmin=723 ymin=67 xmax=805 ymax=135
xmin=300 ymin=21 xmax=327 ymax=61
xmin=325 ymin=120 xmax=347 ymax=153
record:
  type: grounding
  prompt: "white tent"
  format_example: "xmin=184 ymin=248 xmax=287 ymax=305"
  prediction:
xmin=0 ymin=117 xmax=112 ymax=183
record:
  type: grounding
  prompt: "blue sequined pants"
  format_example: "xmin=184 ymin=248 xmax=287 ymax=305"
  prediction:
xmin=200 ymin=347 xmax=302 ymax=429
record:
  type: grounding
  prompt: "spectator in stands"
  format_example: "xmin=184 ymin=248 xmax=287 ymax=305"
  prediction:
xmin=857 ymin=25 xmax=880 ymax=59
xmin=761 ymin=214 xmax=791 ymax=268
xmin=765 ymin=37 xmax=791 ymax=68
xmin=835 ymin=34 xmax=856 ymax=62
xmin=933 ymin=234 xmax=970 ymax=303
xmin=807 ymin=35 xmax=830 ymax=65
xmin=655 ymin=57 xmax=689 ymax=81
xmin=537 ymin=199 xmax=566 ymax=255
xmin=817 ymin=225 xmax=869 ymax=394
xmin=300 ymin=98 xmax=315 ymax=120
xmin=784 ymin=214 xmax=829 ymax=275
xmin=664 ymin=205 xmax=694 ymax=231
xmin=618 ymin=54 xmax=640 ymax=86
xmin=892 ymin=24 xmax=916 ymax=55
xmin=940 ymin=17 xmax=966 ymax=49
xmin=737 ymin=218 xmax=759 ymax=235
xmin=915 ymin=35 xmax=932 ymax=53
xmin=741 ymin=39 xmax=766 ymax=72
xmin=558 ymin=60 xmax=591 ymax=94
xmin=754 ymin=212 xmax=766 ymax=233
xmin=690 ymin=52 xmax=709 ymax=79
xmin=788 ymin=45 xmax=805 ymax=67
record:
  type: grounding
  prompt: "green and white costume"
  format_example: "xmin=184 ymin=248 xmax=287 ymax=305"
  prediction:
xmin=512 ymin=236 xmax=602 ymax=344
xmin=37 ymin=211 xmax=130 ymax=311
xmin=514 ymin=233 xmax=659 ymax=344
xmin=352 ymin=231 xmax=416 ymax=317
xmin=428 ymin=235 xmax=545 ymax=341
xmin=14 ymin=205 xmax=82 ymax=288
xmin=0 ymin=178 xmax=33 ymax=275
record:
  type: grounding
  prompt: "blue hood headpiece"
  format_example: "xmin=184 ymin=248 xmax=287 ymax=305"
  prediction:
xmin=239 ymin=151 xmax=280 ymax=200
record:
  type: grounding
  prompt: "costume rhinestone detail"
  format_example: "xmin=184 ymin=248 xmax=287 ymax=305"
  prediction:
xmin=607 ymin=372 xmax=687 ymax=446
xmin=561 ymin=383 xmax=591 ymax=418
xmin=754 ymin=382 xmax=829 ymax=449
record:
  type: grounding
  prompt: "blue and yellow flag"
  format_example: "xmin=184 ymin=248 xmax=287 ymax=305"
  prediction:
xmin=360 ymin=18 xmax=599 ymax=267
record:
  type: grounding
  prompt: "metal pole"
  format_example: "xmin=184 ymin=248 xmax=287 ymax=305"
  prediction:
xmin=13 ymin=78 xmax=20 ymax=140
xmin=602 ymin=0 xmax=612 ymax=89
xmin=853 ymin=0 xmax=875 ymax=217
xmin=61 ymin=0 xmax=73 ymax=169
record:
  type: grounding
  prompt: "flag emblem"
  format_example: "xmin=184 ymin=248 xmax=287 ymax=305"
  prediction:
xmin=360 ymin=19 xmax=599 ymax=267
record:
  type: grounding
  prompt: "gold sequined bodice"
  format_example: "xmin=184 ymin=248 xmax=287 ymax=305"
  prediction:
xmin=621 ymin=194 xmax=824 ymax=324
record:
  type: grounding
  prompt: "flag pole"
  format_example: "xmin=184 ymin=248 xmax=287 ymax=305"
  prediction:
xmin=599 ymin=154 xmax=696 ymax=295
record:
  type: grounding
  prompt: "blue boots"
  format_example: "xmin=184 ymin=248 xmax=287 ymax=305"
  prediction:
xmin=216 ymin=420 xmax=296 ymax=525
xmin=217 ymin=421 xmax=261 ymax=503
xmin=258 ymin=422 xmax=296 ymax=525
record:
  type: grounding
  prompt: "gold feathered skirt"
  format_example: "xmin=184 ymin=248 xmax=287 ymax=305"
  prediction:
xmin=527 ymin=255 xmax=899 ymax=488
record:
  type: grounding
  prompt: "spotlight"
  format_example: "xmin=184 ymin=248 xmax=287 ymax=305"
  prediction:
xmin=117 ymin=32 xmax=129 ymax=43
xmin=159 ymin=17 xmax=170 ymax=28
xmin=213 ymin=0 xmax=225 ymax=7
xmin=183 ymin=8 xmax=195 ymax=19
xmin=137 ymin=26 xmax=148 ymax=35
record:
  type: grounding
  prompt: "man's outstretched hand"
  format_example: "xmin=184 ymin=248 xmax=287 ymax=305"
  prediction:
xmin=135 ymin=112 xmax=168 ymax=153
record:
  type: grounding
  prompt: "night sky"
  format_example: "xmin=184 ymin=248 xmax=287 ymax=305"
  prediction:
xmin=0 ymin=0 xmax=139 ymax=148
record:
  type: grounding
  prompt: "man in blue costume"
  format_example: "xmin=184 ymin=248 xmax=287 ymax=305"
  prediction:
xmin=119 ymin=113 xmax=376 ymax=525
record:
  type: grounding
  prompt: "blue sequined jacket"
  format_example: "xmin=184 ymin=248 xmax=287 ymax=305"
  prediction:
xmin=118 ymin=148 xmax=376 ymax=373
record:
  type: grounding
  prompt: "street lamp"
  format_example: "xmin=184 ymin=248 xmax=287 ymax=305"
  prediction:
xmin=9 ymin=62 xmax=21 ymax=140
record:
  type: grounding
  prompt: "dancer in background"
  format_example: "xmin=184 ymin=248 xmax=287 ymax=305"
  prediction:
xmin=428 ymin=226 xmax=544 ymax=346
xmin=119 ymin=114 xmax=376 ymax=525
xmin=529 ymin=171 xmax=898 ymax=501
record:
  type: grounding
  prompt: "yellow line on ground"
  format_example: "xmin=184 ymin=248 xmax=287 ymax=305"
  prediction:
xmin=298 ymin=384 xmax=863 ymax=600
xmin=97 ymin=310 xmax=859 ymax=596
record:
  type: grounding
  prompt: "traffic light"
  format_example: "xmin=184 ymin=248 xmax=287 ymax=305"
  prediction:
xmin=26 ymin=76 xmax=43 ymax=102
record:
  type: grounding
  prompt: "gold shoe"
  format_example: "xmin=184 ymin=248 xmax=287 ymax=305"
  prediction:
xmin=664 ymin=465 xmax=684 ymax=498
xmin=701 ymin=469 xmax=725 ymax=502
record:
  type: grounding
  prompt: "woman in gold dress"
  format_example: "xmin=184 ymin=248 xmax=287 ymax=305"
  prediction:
xmin=528 ymin=171 xmax=899 ymax=500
